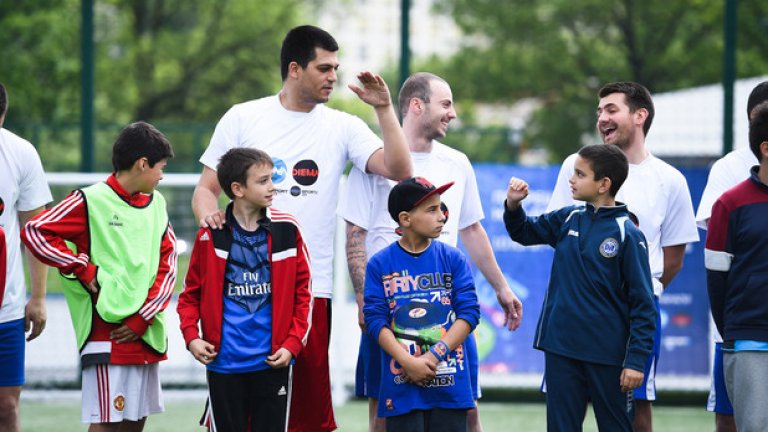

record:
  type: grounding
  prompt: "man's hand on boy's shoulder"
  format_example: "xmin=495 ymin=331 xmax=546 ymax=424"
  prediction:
xmin=200 ymin=209 xmax=226 ymax=229
xmin=189 ymin=338 xmax=218 ymax=365
xmin=266 ymin=347 xmax=293 ymax=369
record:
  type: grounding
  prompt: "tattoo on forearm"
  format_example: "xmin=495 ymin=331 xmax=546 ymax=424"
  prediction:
xmin=346 ymin=224 xmax=368 ymax=295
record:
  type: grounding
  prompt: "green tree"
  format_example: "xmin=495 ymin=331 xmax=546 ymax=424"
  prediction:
xmin=0 ymin=1 xmax=82 ymax=123
xmin=431 ymin=0 xmax=768 ymax=162
xmin=94 ymin=0 xmax=307 ymax=123
xmin=1 ymin=0 xmax=309 ymax=171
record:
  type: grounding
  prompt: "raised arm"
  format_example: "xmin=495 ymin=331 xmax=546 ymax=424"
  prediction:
xmin=349 ymin=71 xmax=411 ymax=180
xmin=459 ymin=222 xmax=522 ymax=331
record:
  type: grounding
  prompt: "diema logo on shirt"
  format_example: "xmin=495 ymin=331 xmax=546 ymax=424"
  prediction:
xmin=292 ymin=160 xmax=319 ymax=186
xmin=272 ymin=158 xmax=288 ymax=183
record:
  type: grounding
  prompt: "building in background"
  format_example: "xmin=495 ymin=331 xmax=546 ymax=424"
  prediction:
xmin=644 ymin=76 xmax=768 ymax=159
xmin=314 ymin=0 xmax=463 ymax=88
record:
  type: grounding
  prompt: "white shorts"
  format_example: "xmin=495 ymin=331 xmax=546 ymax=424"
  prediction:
xmin=81 ymin=363 xmax=164 ymax=424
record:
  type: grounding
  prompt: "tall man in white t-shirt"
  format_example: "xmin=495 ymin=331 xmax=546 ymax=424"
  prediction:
xmin=340 ymin=72 xmax=523 ymax=432
xmin=191 ymin=26 xmax=411 ymax=432
xmin=546 ymin=82 xmax=699 ymax=432
xmin=696 ymin=80 xmax=768 ymax=432
xmin=0 ymin=82 xmax=52 ymax=432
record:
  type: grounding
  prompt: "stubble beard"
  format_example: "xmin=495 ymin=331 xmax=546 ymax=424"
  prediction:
xmin=604 ymin=129 xmax=631 ymax=151
xmin=421 ymin=118 xmax=445 ymax=142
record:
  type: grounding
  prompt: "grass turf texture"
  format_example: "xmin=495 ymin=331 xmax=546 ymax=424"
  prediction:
xmin=21 ymin=398 xmax=714 ymax=431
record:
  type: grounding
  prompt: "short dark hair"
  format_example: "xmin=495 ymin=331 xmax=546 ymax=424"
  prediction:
xmin=749 ymin=102 xmax=768 ymax=162
xmin=0 ymin=82 xmax=8 ymax=119
xmin=217 ymin=148 xmax=274 ymax=200
xmin=627 ymin=210 xmax=640 ymax=227
xmin=398 ymin=72 xmax=447 ymax=118
xmin=111 ymin=121 xmax=174 ymax=172
xmin=598 ymin=82 xmax=655 ymax=136
xmin=577 ymin=144 xmax=628 ymax=197
xmin=280 ymin=25 xmax=338 ymax=81
xmin=747 ymin=81 xmax=768 ymax=120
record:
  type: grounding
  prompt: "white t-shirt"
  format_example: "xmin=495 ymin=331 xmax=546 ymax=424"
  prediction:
xmin=200 ymin=95 xmax=382 ymax=298
xmin=695 ymin=147 xmax=756 ymax=228
xmin=695 ymin=147 xmax=756 ymax=343
xmin=0 ymin=128 xmax=53 ymax=323
xmin=338 ymin=142 xmax=484 ymax=257
xmin=546 ymin=152 xmax=699 ymax=296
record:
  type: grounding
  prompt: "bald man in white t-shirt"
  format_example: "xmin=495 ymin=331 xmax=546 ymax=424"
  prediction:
xmin=340 ymin=73 xmax=522 ymax=432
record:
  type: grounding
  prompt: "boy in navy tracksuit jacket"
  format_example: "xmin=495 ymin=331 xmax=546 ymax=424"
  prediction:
xmin=177 ymin=148 xmax=312 ymax=432
xmin=705 ymin=104 xmax=768 ymax=431
xmin=504 ymin=144 xmax=655 ymax=432
xmin=364 ymin=177 xmax=480 ymax=432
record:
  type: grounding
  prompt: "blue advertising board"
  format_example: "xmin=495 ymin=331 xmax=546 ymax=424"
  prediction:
xmin=467 ymin=164 xmax=710 ymax=380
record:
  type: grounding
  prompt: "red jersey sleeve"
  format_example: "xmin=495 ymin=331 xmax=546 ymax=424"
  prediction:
xmin=21 ymin=190 xmax=97 ymax=283
xmin=284 ymin=226 xmax=313 ymax=356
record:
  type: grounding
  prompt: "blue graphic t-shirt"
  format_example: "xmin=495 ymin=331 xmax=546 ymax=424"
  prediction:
xmin=363 ymin=240 xmax=480 ymax=417
xmin=208 ymin=219 xmax=272 ymax=374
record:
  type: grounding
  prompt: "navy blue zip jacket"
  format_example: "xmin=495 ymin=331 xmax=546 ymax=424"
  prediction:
xmin=504 ymin=202 xmax=656 ymax=371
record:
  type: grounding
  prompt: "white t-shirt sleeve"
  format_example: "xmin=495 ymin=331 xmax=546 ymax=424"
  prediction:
xmin=17 ymin=143 xmax=52 ymax=211
xmin=545 ymin=153 xmax=578 ymax=212
xmin=200 ymin=106 xmax=241 ymax=170
xmin=695 ymin=158 xmax=733 ymax=228
xmin=343 ymin=115 xmax=382 ymax=174
xmin=695 ymin=151 xmax=754 ymax=229
xmin=338 ymin=167 xmax=374 ymax=229
xmin=661 ymin=171 xmax=700 ymax=247
xmin=458 ymin=158 xmax=484 ymax=230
